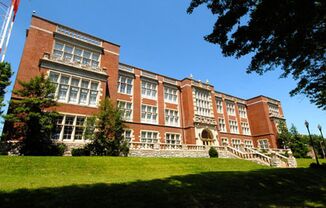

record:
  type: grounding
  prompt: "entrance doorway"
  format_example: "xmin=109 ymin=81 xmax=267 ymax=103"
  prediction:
xmin=201 ymin=129 xmax=214 ymax=145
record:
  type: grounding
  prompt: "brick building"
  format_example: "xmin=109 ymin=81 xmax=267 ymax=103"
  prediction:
xmin=9 ymin=15 xmax=286 ymax=153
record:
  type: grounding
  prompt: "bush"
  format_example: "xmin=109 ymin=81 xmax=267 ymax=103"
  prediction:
xmin=209 ymin=147 xmax=218 ymax=158
xmin=71 ymin=148 xmax=90 ymax=156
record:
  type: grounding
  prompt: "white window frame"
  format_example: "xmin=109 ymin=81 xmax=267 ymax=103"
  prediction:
xmin=48 ymin=71 xmax=100 ymax=107
xmin=194 ymin=88 xmax=212 ymax=117
xmin=141 ymin=79 xmax=157 ymax=99
xmin=52 ymin=114 xmax=87 ymax=142
xmin=140 ymin=131 xmax=159 ymax=149
xmin=221 ymin=137 xmax=229 ymax=146
xmin=123 ymin=129 xmax=133 ymax=143
xmin=118 ymin=74 xmax=133 ymax=95
xmin=118 ymin=100 xmax=133 ymax=121
xmin=164 ymin=86 xmax=178 ymax=104
xmin=165 ymin=109 xmax=179 ymax=127
xmin=241 ymin=122 xmax=251 ymax=135
xmin=229 ymin=120 xmax=239 ymax=134
xmin=258 ymin=139 xmax=269 ymax=149
xmin=53 ymin=41 xmax=101 ymax=68
xmin=141 ymin=104 xmax=158 ymax=124
xmin=218 ymin=118 xmax=226 ymax=132
xmin=216 ymin=98 xmax=223 ymax=114
xmin=244 ymin=140 xmax=253 ymax=148
xmin=226 ymin=101 xmax=236 ymax=116
xmin=165 ymin=133 xmax=181 ymax=149
xmin=238 ymin=104 xmax=247 ymax=118
xmin=231 ymin=138 xmax=241 ymax=150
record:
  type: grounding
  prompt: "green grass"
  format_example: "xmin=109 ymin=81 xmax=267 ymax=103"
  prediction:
xmin=0 ymin=157 xmax=325 ymax=208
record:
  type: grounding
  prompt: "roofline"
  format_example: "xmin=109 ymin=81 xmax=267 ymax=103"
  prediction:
xmin=215 ymin=91 xmax=247 ymax=102
xmin=119 ymin=62 xmax=181 ymax=82
xmin=247 ymin=95 xmax=281 ymax=103
xmin=31 ymin=15 xmax=121 ymax=47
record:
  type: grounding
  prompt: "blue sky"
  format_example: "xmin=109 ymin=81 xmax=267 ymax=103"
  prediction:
xmin=1 ymin=0 xmax=325 ymax=135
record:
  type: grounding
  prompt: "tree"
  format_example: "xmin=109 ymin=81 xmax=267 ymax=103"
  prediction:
xmin=288 ymin=124 xmax=309 ymax=158
xmin=277 ymin=120 xmax=291 ymax=148
xmin=188 ymin=0 xmax=326 ymax=109
xmin=0 ymin=62 xmax=13 ymax=114
xmin=85 ymin=98 xmax=129 ymax=156
xmin=3 ymin=74 xmax=64 ymax=155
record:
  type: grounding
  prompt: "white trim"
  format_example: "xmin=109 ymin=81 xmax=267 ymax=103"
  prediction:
xmin=104 ymin=49 xmax=119 ymax=56
xmin=30 ymin=25 xmax=53 ymax=34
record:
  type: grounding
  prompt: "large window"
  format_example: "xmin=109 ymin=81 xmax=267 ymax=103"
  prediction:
xmin=216 ymin=98 xmax=223 ymax=114
xmin=258 ymin=139 xmax=269 ymax=149
xmin=140 ymin=131 xmax=159 ymax=149
xmin=141 ymin=105 xmax=158 ymax=124
xmin=52 ymin=114 xmax=86 ymax=141
xmin=226 ymin=101 xmax=235 ymax=116
xmin=141 ymin=79 xmax=157 ymax=99
xmin=165 ymin=109 xmax=179 ymax=126
xmin=49 ymin=71 xmax=99 ymax=107
xmin=164 ymin=86 xmax=178 ymax=103
xmin=221 ymin=137 xmax=229 ymax=146
xmin=218 ymin=118 xmax=226 ymax=132
xmin=123 ymin=130 xmax=132 ymax=143
xmin=238 ymin=104 xmax=247 ymax=118
xmin=118 ymin=74 xmax=133 ymax=95
xmin=194 ymin=88 xmax=212 ymax=117
xmin=231 ymin=139 xmax=241 ymax=150
xmin=165 ymin=133 xmax=181 ymax=149
xmin=118 ymin=101 xmax=132 ymax=121
xmin=268 ymin=104 xmax=280 ymax=117
xmin=241 ymin=122 xmax=251 ymax=135
xmin=53 ymin=41 xmax=100 ymax=68
xmin=244 ymin=140 xmax=253 ymax=148
xmin=229 ymin=120 xmax=239 ymax=134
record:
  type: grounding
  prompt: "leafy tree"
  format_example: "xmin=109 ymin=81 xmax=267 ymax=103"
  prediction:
xmin=277 ymin=120 xmax=291 ymax=148
xmin=288 ymin=125 xmax=309 ymax=158
xmin=85 ymin=98 xmax=129 ymax=156
xmin=0 ymin=62 xmax=13 ymax=115
xmin=3 ymin=74 xmax=64 ymax=155
xmin=188 ymin=0 xmax=326 ymax=109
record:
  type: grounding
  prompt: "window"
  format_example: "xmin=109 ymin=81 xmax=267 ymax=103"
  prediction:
xmin=165 ymin=109 xmax=179 ymax=126
xmin=238 ymin=104 xmax=247 ymax=118
xmin=258 ymin=139 xmax=269 ymax=149
xmin=194 ymin=88 xmax=212 ymax=117
xmin=165 ymin=133 xmax=181 ymax=149
xmin=221 ymin=137 xmax=228 ymax=146
xmin=53 ymin=41 xmax=100 ymax=68
xmin=118 ymin=101 xmax=132 ymax=121
xmin=229 ymin=120 xmax=239 ymax=134
xmin=49 ymin=71 xmax=100 ymax=107
xmin=268 ymin=104 xmax=280 ymax=117
xmin=244 ymin=140 xmax=253 ymax=148
xmin=218 ymin=118 xmax=226 ymax=132
xmin=226 ymin=101 xmax=235 ymax=116
xmin=141 ymin=105 xmax=158 ymax=124
xmin=123 ymin=130 xmax=132 ymax=143
xmin=140 ymin=131 xmax=159 ymax=149
xmin=241 ymin=122 xmax=251 ymax=135
xmin=231 ymin=139 xmax=241 ymax=150
xmin=216 ymin=98 xmax=223 ymax=114
xmin=164 ymin=86 xmax=178 ymax=103
xmin=141 ymin=79 xmax=157 ymax=99
xmin=53 ymin=115 xmax=86 ymax=141
xmin=118 ymin=74 xmax=133 ymax=95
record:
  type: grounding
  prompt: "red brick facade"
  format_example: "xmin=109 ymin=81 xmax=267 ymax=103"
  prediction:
xmin=10 ymin=16 xmax=286 ymax=149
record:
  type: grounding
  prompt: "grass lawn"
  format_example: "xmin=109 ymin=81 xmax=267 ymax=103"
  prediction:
xmin=0 ymin=156 xmax=325 ymax=208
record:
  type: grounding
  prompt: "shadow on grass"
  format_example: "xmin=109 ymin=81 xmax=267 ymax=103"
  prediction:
xmin=0 ymin=168 xmax=325 ymax=208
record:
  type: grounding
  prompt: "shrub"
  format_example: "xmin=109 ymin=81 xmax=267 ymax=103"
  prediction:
xmin=71 ymin=148 xmax=90 ymax=156
xmin=209 ymin=147 xmax=218 ymax=158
